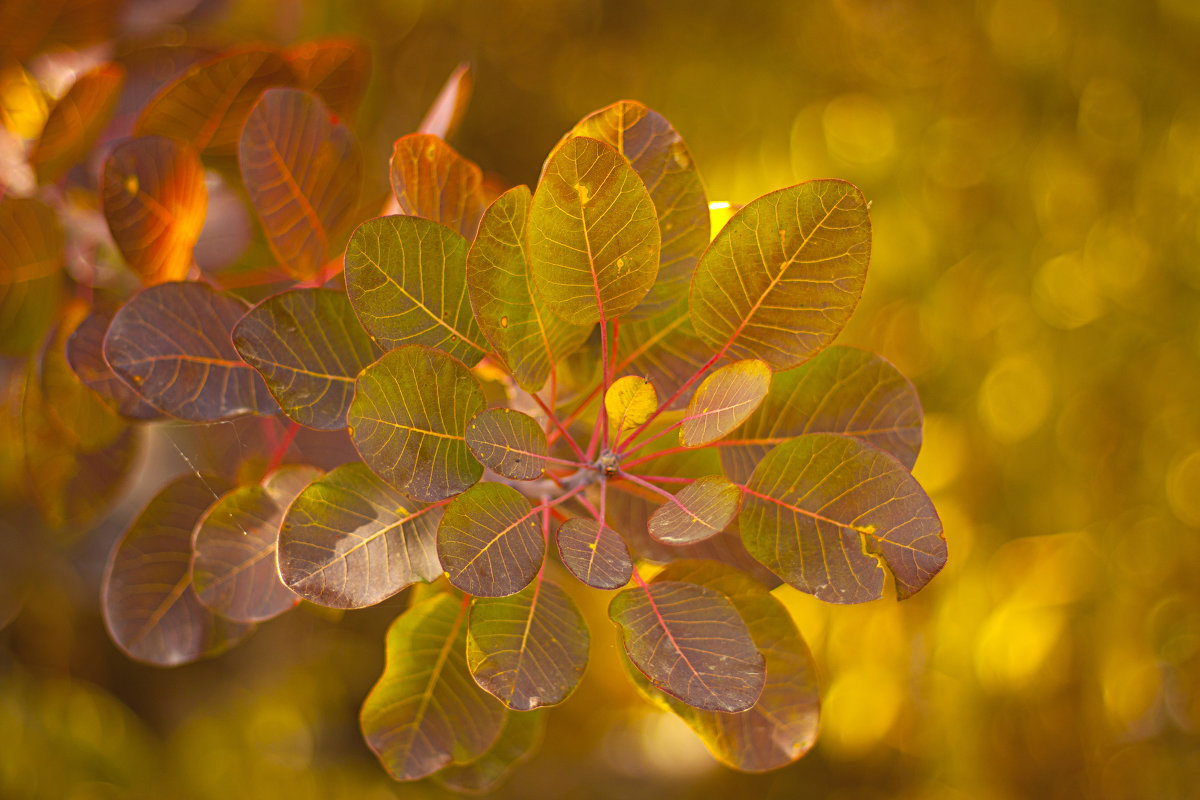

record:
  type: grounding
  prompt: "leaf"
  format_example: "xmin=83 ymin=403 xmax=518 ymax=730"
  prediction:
xmin=740 ymin=433 xmax=946 ymax=602
xmin=689 ymin=180 xmax=871 ymax=370
xmin=630 ymin=561 xmax=819 ymax=772
xmin=285 ymin=37 xmax=370 ymax=118
xmin=39 ymin=301 xmax=127 ymax=451
xmin=434 ymin=709 xmax=545 ymax=794
xmin=389 ymin=133 xmax=487 ymax=240
xmin=606 ymin=375 xmax=657 ymax=433
xmin=135 ymin=47 xmax=296 ymax=156
xmin=278 ymin=462 xmax=442 ymax=609
xmin=104 ymin=281 xmax=280 ymax=421
xmin=101 ymin=136 xmax=207 ymax=286
xmin=102 ymin=473 xmax=254 ymax=666
xmin=678 ymin=359 xmax=771 ymax=447
xmin=345 ymin=215 xmax=487 ymax=366
xmin=0 ymin=196 xmax=63 ymax=356
xmin=30 ymin=62 xmax=125 ymax=184
xmin=64 ymin=305 xmax=161 ymax=420
xmin=647 ymin=475 xmax=742 ymax=546
xmin=418 ymin=62 xmax=473 ymax=140
xmin=233 ymin=288 xmax=381 ymax=430
xmin=528 ymin=136 xmax=661 ymax=325
xmin=239 ymin=88 xmax=362 ymax=280
xmin=464 ymin=408 xmax=548 ymax=481
xmin=608 ymin=580 xmax=765 ymax=712
xmin=719 ymin=345 xmax=923 ymax=483
xmin=616 ymin=308 xmax=714 ymax=408
xmin=466 ymin=185 xmax=591 ymax=392
xmin=348 ymin=345 xmax=484 ymax=501
xmin=564 ymin=101 xmax=709 ymax=317
xmin=555 ymin=517 xmax=632 ymax=590
xmin=191 ymin=465 xmax=319 ymax=622
xmin=437 ymin=482 xmax=543 ymax=597
xmin=467 ymin=579 xmax=589 ymax=709
xmin=361 ymin=593 xmax=506 ymax=781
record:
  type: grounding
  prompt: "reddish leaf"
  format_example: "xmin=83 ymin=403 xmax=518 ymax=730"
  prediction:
xmin=418 ymin=62 xmax=472 ymax=141
xmin=0 ymin=0 xmax=121 ymax=65
xmin=0 ymin=196 xmax=64 ymax=356
xmin=678 ymin=360 xmax=770 ymax=447
xmin=464 ymin=408 xmax=548 ymax=481
xmin=434 ymin=709 xmax=545 ymax=794
xmin=65 ymin=305 xmax=160 ymax=420
xmin=437 ymin=482 xmax=543 ymax=597
xmin=555 ymin=517 xmax=632 ymax=590
xmin=647 ymin=475 xmax=742 ymax=546
xmin=285 ymin=37 xmax=370 ymax=118
xmin=389 ymin=133 xmax=487 ymax=240
xmin=616 ymin=309 xmax=715 ymax=409
xmin=30 ymin=62 xmax=125 ymax=184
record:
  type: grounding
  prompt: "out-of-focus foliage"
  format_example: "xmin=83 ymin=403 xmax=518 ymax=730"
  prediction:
xmin=3 ymin=1 xmax=1199 ymax=799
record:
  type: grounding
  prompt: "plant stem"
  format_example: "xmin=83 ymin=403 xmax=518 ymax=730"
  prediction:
xmin=530 ymin=391 xmax=588 ymax=463
xmin=263 ymin=420 xmax=300 ymax=477
xmin=615 ymin=347 xmax=725 ymax=452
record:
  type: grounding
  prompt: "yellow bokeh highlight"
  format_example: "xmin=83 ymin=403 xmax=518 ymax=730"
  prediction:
xmin=978 ymin=354 xmax=1052 ymax=442
xmin=822 ymin=93 xmax=896 ymax=167
xmin=820 ymin=665 xmax=903 ymax=758
xmin=1033 ymin=252 xmax=1106 ymax=329
xmin=1166 ymin=450 xmax=1200 ymax=527
xmin=1102 ymin=645 xmax=1162 ymax=732
xmin=975 ymin=604 xmax=1068 ymax=693
xmin=914 ymin=413 xmax=967 ymax=493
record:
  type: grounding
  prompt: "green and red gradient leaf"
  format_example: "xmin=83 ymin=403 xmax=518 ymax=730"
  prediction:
xmin=101 ymin=136 xmax=207 ymax=286
xmin=740 ymin=433 xmax=946 ymax=602
xmin=678 ymin=359 xmax=771 ymax=447
xmin=0 ymin=196 xmax=63 ymax=356
xmin=433 ymin=709 xmax=544 ymax=794
xmin=30 ymin=62 xmax=125 ymax=184
xmin=65 ymin=305 xmax=161 ymax=420
xmin=465 ymin=408 xmax=548 ymax=481
xmin=361 ymin=593 xmax=507 ymax=781
xmin=555 ymin=517 xmax=632 ymax=590
xmin=437 ymin=482 xmax=544 ymax=597
xmin=103 ymin=281 xmax=280 ymax=421
xmin=647 ymin=474 xmax=742 ymax=546
xmin=389 ymin=133 xmax=487 ymax=240
xmin=285 ymin=37 xmax=370 ymax=119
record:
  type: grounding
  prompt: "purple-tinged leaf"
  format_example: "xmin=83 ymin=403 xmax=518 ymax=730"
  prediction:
xmin=616 ymin=309 xmax=714 ymax=408
xmin=433 ymin=709 xmax=545 ymax=794
xmin=65 ymin=305 xmax=161 ymax=420
xmin=30 ymin=62 xmax=124 ymax=184
xmin=678 ymin=359 xmax=770 ymax=447
xmin=465 ymin=408 xmax=548 ymax=481
xmin=286 ymin=38 xmax=370 ymax=119
xmin=389 ymin=133 xmax=486 ymax=240
xmin=555 ymin=517 xmax=632 ymax=590
xmin=647 ymin=475 xmax=742 ymax=546
xmin=437 ymin=482 xmax=543 ymax=597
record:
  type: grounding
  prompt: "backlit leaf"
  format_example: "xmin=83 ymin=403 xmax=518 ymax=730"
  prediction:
xmin=361 ymin=593 xmax=506 ymax=781
xmin=467 ymin=579 xmax=589 ymax=709
xmin=348 ymin=345 xmax=484 ymax=501
xmin=466 ymin=185 xmax=591 ymax=392
xmin=437 ymin=482 xmax=543 ymax=597
xmin=30 ymin=62 xmax=125 ymax=184
xmin=65 ymin=305 xmax=161 ymax=420
xmin=135 ymin=48 xmax=295 ymax=155
xmin=646 ymin=474 xmax=742 ymax=546
xmin=605 ymin=375 xmax=657 ymax=433
xmin=616 ymin=308 xmax=714 ymax=408
xmin=39 ymin=301 xmax=127 ymax=451
xmin=104 ymin=281 xmax=280 ymax=421
xmin=555 ymin=517 xmax=632 ymax=590
xmin=434 ymin=709 xmax=545 ymax=794
xmin=528 ymin=136 xmax=660 ymax=325
xmin=465 ymin=408 xmax=548 ymax=481
xmin=719 ymin=345 xmax=923 ymax=483
xmin=191 ymin=465 xmax=319 ymax=622
xmin=239 ymin=88 xmax=362 ymax=280
xmin=678 ymin=359 xmax=770 ymax=447
xmin=233 ymin=288 xmax=381 ymax=430
xmin=101 ymin=136 xmax=207 ymax=286
xmin=608 ymin=580 xmax=765 ymax=712
xmin=345 ymin=215 xmax=487 ymax=365
xmin=740 ymin=433 xmax=946 ymax=602
xmin=689 ymin=180 xmax=870 ymax=370
xmin=278 ymin=461 xmax=442 ymax=609
xmin=418 ymin=62 xmax=473 ymax=141
xmin=285 ymin=38 xmax=370 ymax=118
xmin=389 ymin=133 xmax=486 ymax=240
xmin=0 ymin=196 xmax=63 ymax=356
xmin=102 ymin=473 xmax=254 ymax=666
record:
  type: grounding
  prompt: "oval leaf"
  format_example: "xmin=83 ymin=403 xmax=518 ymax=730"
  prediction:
xmin=279 ymin=462 xmax=442 ymax=609
xmin=528 ymin=136 xmax=661 ymax=325
xmin=606 ymin=375 xmax=657 ymax=433
xmin=720 ymin=345 xmax=923 ymax=484
xmin=0 ymin=196 xmax=63 ymax=356
xmin=608 ymin=580 xmax=765 ymax=712
xmin=361 ymin=594 xmax=507 ymax=781
xmin=647 ymin=475 xmax=742 ymax=546
xmin=390 ymin=133 xmax=487 ymax=240
xmin=437 ymin=482 xmax=543 ymax=597
xmin=434 ymin=709 xmax=544 ymax=794
xmin=31 ymin=62 xmax=125 ymax=184
xmin=104 ymin=281 xmax=280 ymax=421
xmin=345 ymin=215 xmax=487 ymax=365
xmin=465 ymin=408 xmax=548 ymax=481
xmin=348 ymin=345 xmax=484 ymax=500
xmin=617 ymin=309 xmax=715 ymax=408
xmin=101 ymin=136 xmax=207 ymax=286
xmin=467 ymin=579 xmax=589 ymax=710
xmin=102 ymin=473 xmax=253 ymax=666
xmin=689 ymin=180 xmax=870 ymax=370
xmin=555 ymin=517 xmax=632 ymax=590
xmin=233 ymin=288 xmax=381 ymax=430
xmin=239 ymin=88 xmax=362 ymax=280
xmin=678 ymin=359 xmax=770 ymax=447
xmin=65 ymin=305 xmax=161 ymax=420
xmin=286 ymin=37 xmax=370 ymax=118
xmin=741 ymin=433 xmax=946 ymax=602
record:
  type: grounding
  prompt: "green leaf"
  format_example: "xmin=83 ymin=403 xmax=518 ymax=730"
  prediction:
xmin=465 ymin=408 xmax=548 ymax=481
xmin=646 ymin=475 xmax=742 ymax=546
xmin=528 ymin=136 xmax=661 ymax=325
xmin=348 ymin=345 xmax=484 ymax=501
xmin=233 ymin=288 xmax=381 ymax=430
xmin=605 ymin=375 xmax=657 ymax=433
xmin=278 ymin=462 xmax=442 ymax=609
xmin=719 ymin=345 xmax=923 ymax=483
xmin=466 ymin=185 xmax=592 ymax=392
xmin=740 ymin=433 xmax=946 ymax=602
xmin=608 ymin=580 xmax=765 ymax=712
xmin=345 ymin=215 xmax=487 ymax=365
xmin=191 ymin=465 xmax=319 ymax=622
xmin=678 ymin=359 xmax=771 ymax=447
xmin=65 ymin=305 xmax=160 ymax=420
xmin=0 ymin=196 xmax=63 ymax=357
xmin=104 ymin=282 xmax=280 ymax=421
xmin=361 ymin=594 xmax=507 ymax=781
xmin=437 ymin=482 xmax=544 ymax=597
xmin=30 ymin=62 xmax=124 ymax=184
xmin=689 ymin=180 xmax=870 ymax=370
xmin=467 ymin=579 xmax=589 ymax=709
xmin=102 ymin=474 xmax=254 ymax=666
xmin=555 ymin=517 xmax=632 ymax=590
xmin=630 ymin=561 xmax=819 ymax=772
xmin=239 ymin=88 xmax=362 ymax=280
xmin=389 ymin=133 xmax=487 ymax=240
xmin=285 ymin=37 xmax=370 ymax=119
xmin=433 ymin=709 xmax=545 ymax=794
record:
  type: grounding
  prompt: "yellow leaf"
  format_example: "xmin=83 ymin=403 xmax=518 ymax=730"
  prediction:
xmin=605 ymin=375 xmax=657 ymax=433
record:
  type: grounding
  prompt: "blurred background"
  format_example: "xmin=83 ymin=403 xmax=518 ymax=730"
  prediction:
xmin=3 ymin=0 xmax=1200 ymax=797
